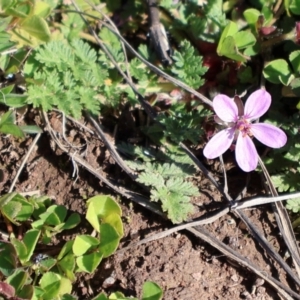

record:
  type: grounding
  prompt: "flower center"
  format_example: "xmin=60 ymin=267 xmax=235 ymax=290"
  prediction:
xmin=236 ymin=118 xmax=252 ymax=137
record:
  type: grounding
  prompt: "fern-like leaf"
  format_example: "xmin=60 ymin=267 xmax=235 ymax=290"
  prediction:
xmin=171 ymin=40 xmax=207 ymax=89
xmin=151 ymin=177 xmax=197 ymax=224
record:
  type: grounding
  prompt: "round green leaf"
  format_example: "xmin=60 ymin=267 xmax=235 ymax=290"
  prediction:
xmin=290 ymin=50 xmax=300 ymax=72
xmin=290 ymin=0 xmax=300 ymax=15
xmin=217 ymin=21 xmax=238 ymax=54
xmin=233 ymin=31 xmax=256 ymax=49
xmin=243 ymin=8 xmax=260 ymax=26
xmin=263 ymin=59 xmax=292 ymax=85
xmin=39 ymin=272 xmax=61 ymax=299
xmin=2 ymin=201 xmax=22 ymax=224
xmin=86 ymin=195 xmax=121 ymax=232
xmin=12 ymin=195 xmax=34 ymax=221
xmin=103 ymin=213 xmax=123 ymax=237
xmin=218 ymin=36 xmax=248 ymax=62
xmin=72 ymin=235 xmax=100 ymax=256
xmin=20 ymin=15 xmax=51 ymax=42
xmin=58 ymin=276 xmax=72 ymax=296
xmin=99 ymin=223 xmax=121 ymax=257
xmin=22 ymin=229 xmax=41 ymax=262
xmin=34 ymin=1 xmax=52 ymax=17
xmin=92 ymin=293 xmax=109 ymax=300
xmin=58 ymin=253 xmax=76 ymax=281
xmin=41 ymin=205 xmax=67 ymax=226
xmin=17 ymin=285 xmax=34 ymax=299
xmin=76 ymin=251 xmax=103 ymax=273
xmin=142 ymin=281 xmax=163 ymax=300
xmin=61 ymin=213 xmax=81 ymax=230
xmin=0 ymin=243 xmax=16 ymax=276
xmin=57 ymin=240 xmax=74 ymax=260
xmin=6 ymin=269 xmax=28 ymax=292
xmin=10 ymin=238 xmax=27 ymax=260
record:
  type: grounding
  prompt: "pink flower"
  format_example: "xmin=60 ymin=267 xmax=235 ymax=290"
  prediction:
xmin=203 ymin=89 xmax=287 ymax=172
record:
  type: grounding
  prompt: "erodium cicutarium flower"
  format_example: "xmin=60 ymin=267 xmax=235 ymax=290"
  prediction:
xmin=203 ymin=89 xmax=287 ymax=172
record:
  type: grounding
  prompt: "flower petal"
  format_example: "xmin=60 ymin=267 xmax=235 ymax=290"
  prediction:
xmin=213 ymin=94 xmax=238 ymax=122
xmin=244 ymin=89 xmax=271 ymax=120
xmin=251 ymin=123 xmax=287 ymax=148
xmin=235 ymin=134 xmax=258 ymax=172
xmin=203 ymin=128 xmax=235 ymax=159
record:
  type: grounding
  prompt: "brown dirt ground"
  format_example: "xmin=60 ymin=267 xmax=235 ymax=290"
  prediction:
xmin=0 ymin=109 xmax=298 ymax=300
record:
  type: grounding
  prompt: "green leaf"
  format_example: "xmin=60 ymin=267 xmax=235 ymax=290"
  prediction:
xmin=1 ymin=193 xmax=33 ymax=223
xmin=290 ymin=0 xmax=300 ymax=15
xmin=289 ymin=50 xmax=300 ymax=72
xmin=61 ymin=213 xmax=81 ymax=230
xmin=92 ymin=293 xmax=108 ymax=300
xmin=0 ymin=243 xmax=17 ymax=276
xmin=86 ymin=195 xmax=122 ymax=233
xmin=57 ymin=276 xmax=72 ymax=296
xmin=218 ymin=36 xmax=248 ymax=62
xmin=0 ymin=123 xmax=25 ymax=138
xmin=151 ymin=177 xmax=198 ymax=224
xmin=19 ymin=125 xmax=42 ymax=134
xmin=171 ymin=40 xmax=207 ymax=89
xmin=0 ymin=31 xmax=15 ymax=53
xmin=99 ymin=223 xmax=121 ymax=257
xmin=0 ymin=192 xmax=17 ymax=207
xmin=34 ymin=1 xmax=52 ymax=17
xmin=0 ymin=94 xmax=28 ymax=108
xmin=72 ymin=235 xmax=100 ymax=256
xmin=2 ymin=200 xmax=22 ymax=224
xmin=286 ymin=198 xmax=300 ymax=212
xmin=76 ymin=251 xmax=103 ymax=273
xmin=109 ymin=292 xmax=137 ymax=300
xmin=40 ymin=205 xmax=67 ymax=226
xmin=39 ymin=257 xmax=57 ymax=271
xmin=130 ymin=58 xmax=148 ymax=81
xmin=0 ymin=110 xmax=14 ymax=125
xmin=61 ymin=294 xmax=77 ymax=300
xmin=12 ymin=195 xmax=33 ymax=221
xmin=39 ymin=272 xmax=61 ymax=299
xmin=6 ymin=269 xmax=28 ymax=292
xmin=57 ymin=240 xmax=74 ymax=261
xmin=22 ymin=229 xmax=41 ymax=262
xmin=17 ymin=285 xmax=34 ymax=299
xmin=243 ymin=8 xmax=260 ymax=26
xmin=103 ymin=213 xmax=123 ymax=237
xmin=217 ymin=21 xmax=238 ymax=53
xmin=263 ymin=59 xmax=294 ymax=85
xmin=233 ymin=31 xmax=256 ymax=49
xmin=33 ymin=286 xmax=45 ymax=299
xmin=20 ymin=15 xmax=51 ymax=42
xmin=58 ymin=253 xmax=76 ymax=281
xmin=142 ymin=282 xmax=163 ymax=300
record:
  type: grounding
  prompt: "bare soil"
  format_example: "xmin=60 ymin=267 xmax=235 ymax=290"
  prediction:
xmin=0 ymin=109 xmax=297 ymax=300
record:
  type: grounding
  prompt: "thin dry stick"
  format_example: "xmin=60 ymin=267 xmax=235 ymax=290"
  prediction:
xmin=117 ymin=189 xmax=300 ymax=254
xmin=258 ymin=156 xmax=300 ymax=277
xmin=70 ymin=0 xmax=157 ymax=120
xmin=86 ymin=113 xmax=137 ymax=181
xmin=42 ymin=111 xmax=163 ymax=216
xmin=234 ymin=191 xmax=300 ymax=209
xmin=86 ymin=0 xmax=133 ymax=85
xmin=181 ymin=142 xmax=300 ymax=288
xmin=9 ymin=133 xmax=41 ymax=192
xmin=65 ymin=6 xmax=213 ymax=108
xmin=188 ymin=226 xmax=298 ymax=300
xmin=57 ymin=4 xmax=300 ymax=296
xmin=46 ymin=111 xmax=298 ymax=299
